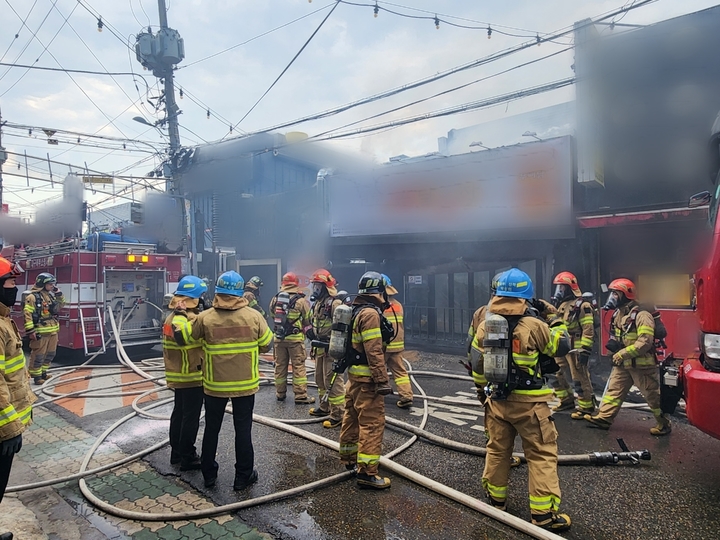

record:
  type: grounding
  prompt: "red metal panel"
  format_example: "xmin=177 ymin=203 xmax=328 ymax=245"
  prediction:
xmin=578 ymin=207 xmax=707 ymax=229
xmin=682 ymin=356 xmax=720 ymax=440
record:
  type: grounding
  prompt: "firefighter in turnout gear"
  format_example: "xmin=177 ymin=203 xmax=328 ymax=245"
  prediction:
xmin=471 ymin=268 xmax=572 ymax=532
xmin=547 ymin=272 xmax=597 ymax=418
xmin=173 ymin=271 xmax=273 ymax=490
xmin=339 ymin=271 xmax=393 ymax=489
xmin=307 ymin=269 xmax=345 ymax=428
xmin=269 ymin=272 xmax=314 ymax=404
xmin=0 ymin=257 xmax=36 ymax=519
xmin=466 ymin=273 xmax=506 ymax=372
xmin=243 ymin=276 xmax=266 ymax=318
xmin=163 ymin=275 xmax=207 ymax=471
xmin=584 ymin=279 xmax=671 ymax=435
xmin=24 ymin=272 xmax=65 ymax=385
xmin=382 ymin=274 xmax=413 ymax=408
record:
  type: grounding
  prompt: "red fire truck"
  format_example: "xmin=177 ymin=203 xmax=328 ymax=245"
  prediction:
xmin=1 ymin=233 xmax=184 ymax=356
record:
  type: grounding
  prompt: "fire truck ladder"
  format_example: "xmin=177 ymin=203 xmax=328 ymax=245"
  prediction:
xmin=79 ymin=307 xmax=107 ymax=356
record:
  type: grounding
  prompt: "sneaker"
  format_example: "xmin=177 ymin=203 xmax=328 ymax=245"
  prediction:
xmin=295 ymin=396 xmax=316 ymax=404
xmin=551 ymin=399 xmax=576 ymax=412
xmin=233 ymin=469 xmax=259 ymax=491
xmin=396 ymin=398 xmax=413 ymax=409
xmin=308 ymin=407 xmax=329 ymax=417
xmin=180 ymin=457 xmax=202 ymax=471
xmin=356 ymin=472 xmax=391 ymax=489
xmin=170 ymin=451 xmax=181 ymax=466
xmin=276 ymin=394 xmax=286 ymax=402
xmin=584 ymin=415 xmax=612 ymax=430
xmin=203 ymin=474 xmax=217 ymax=488
xmin=532 ymin=512 xmax=572 ymax=532
xmin=323 ymin=417 xmax=342 ymax=429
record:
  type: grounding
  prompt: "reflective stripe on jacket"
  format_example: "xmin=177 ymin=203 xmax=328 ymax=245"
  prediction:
xmin=243 ymin=290 xmax=266 ymax=318
xmin=556 ymin=298 xmax=594 ymax=352
xmin=162 ymin=295 xmax=203 ymax=389
xmin=349 ymin=297 xmax=389 ymax=384
xmin=0 ymin=303 xmax=37 ymax=442
xmin=23 ymin=288 xmax=64 ymax=334
xmin=471 ymin=296 xmax=562 ymax=402
xmin=311 ymin=297 xmax=341 ymax=352
xmin=174 ymin=294 xmax=273 ymax=398
xmin=383 ymin=299 xmax=404 ymax=352
xmin=269 ymin=289 xmax=311 ymax=343
xmin=612 ymin=302 xmax=655 ymax=368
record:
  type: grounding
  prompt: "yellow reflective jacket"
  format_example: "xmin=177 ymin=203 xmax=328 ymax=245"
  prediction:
xmin=311 ymin=296 xmax=342 ymax=354
xmin=174 ymin=294 xmax=273 ymax=398
xmin=268 ymin=286 xmax=311 ymax=343
xmin=243 ymin=289 xmax=266 ymax=318
xmin=383 ymin=298 xmax=404 ymax=352
xmin=163 ymin=296 xmax=203 ymax=389
xmin=556 ymin=297 xmax=594 ymax=352
xmin=348 ymin=296 xmax=389 ymax=384
xmin=24 ymin=287 xmax=64 ymax=335
xmin=0 ymin=303 xmax=36 ymax=442
xmin=611 ymin=302 xmax=655 ymax=368
xmin=471 ymin=296 xmax=566 ymax=403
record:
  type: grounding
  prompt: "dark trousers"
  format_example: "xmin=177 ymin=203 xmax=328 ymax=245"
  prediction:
xmin=169 ymin=386 xmax=204 ymax=463
xmin=201 ymin=394 xmax=255 ymax=482
xmin=0 ymin=452 xmax=14 ymax=503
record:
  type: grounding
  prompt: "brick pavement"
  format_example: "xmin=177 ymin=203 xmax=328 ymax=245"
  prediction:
xmin=12 ymin=407 xmax=272 ymax=540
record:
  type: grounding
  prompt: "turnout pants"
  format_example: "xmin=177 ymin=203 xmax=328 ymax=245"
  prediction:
xmin=385 ymin=352 xmax=413 ymax=401
xmin=595 ymin=365 xmax=662 ymax=423
xmin=201 ymin=394 xmax=255 ymax=483
xmin=482 ymin=400 xmax=562 ymax=517
xmin=169 ymin=386 xmax=204 ymax=463
xmin=314 ymin=351 xmax=345 ymax=421
xmin=339 ymin=378 xmax=385 ymax=476
xmin=28 ymin=333 xmax=59 ymax=378
xmin=550 ymin=352 xmax=594 ymax=410
xmin=273 ymin=342 xmax=309 ymax=399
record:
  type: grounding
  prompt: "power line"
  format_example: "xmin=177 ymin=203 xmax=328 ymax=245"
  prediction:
xmin=0 ymin=61 xmax=148 ymax=77
xmin=0 ymin=0 xmax=39 ymax=63
xmin=224 ymin=0 xmax=342 ymax=137
xmin=0 ymin=0 xmax=56 ymax=81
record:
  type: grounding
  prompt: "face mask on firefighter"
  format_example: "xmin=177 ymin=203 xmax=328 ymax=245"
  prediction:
xmin=603 ymin=290 xmax=624 ymax=310
xmin=310 ymin=283 xmax=325 ymax=301
xmin=551 ymin=284 xmax=571 ymax=306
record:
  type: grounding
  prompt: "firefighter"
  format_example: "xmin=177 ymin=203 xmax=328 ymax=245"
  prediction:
xmin=471 ymin=268 xmax=572 ymax=532
xmin=584 ymin=279 xmax=671 ymax=435
xmin=339 ymin=271 xmax=393 ymax=489
xmin=24 ymin=273 xmax=65 ymax=385
xmin=243 ymin=276 xmax=266 ymax=318
xmin=306 ymin=269 xmax=345 ymax=428
xmin=547 ymin=272 xmax=597 ymax=418
xmin=466 ymin=272 xmax=505 ymax=372
xmin=382 ymin=274 xmax=413 ymax=408
xmin=269 ymin=272 xmax=314 ymax=404
xmin=173 ymin=271 xmax=273 ymax=489
xmin=163 ymin=275 xmax=207 ymax=471
xmin=0 ymin=257 xmax=36 ymax=527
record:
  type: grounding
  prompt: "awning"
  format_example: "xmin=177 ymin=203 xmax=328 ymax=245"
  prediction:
xmin=577 ymin=205 xmax=708 ymax=228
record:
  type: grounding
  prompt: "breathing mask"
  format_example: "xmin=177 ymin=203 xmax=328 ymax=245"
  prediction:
xmin=310 ymin=283 xmax=326 ymax=302
xmin=603 ymin=290 xmax=626 ymax=311
xmin=0 ymin=278 xmax=18 ymax=308
xmin=551 ymin=284 xmax=572 ymax=307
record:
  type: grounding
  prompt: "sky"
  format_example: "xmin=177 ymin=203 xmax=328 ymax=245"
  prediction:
xmin=1 ymin=0 xmax=719 ymax=219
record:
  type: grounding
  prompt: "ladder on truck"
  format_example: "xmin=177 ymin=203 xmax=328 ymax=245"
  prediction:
xmin=79 ymin=307 xmax=107 ymax=356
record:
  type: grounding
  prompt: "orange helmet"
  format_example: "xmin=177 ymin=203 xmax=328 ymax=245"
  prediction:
xmin=608 ymin=278 xmax=636 ymax=300
xmin=0 ymin=257 xmax=23 ymax=280
xmin=553 ymin=271 xmax=581 ymax=295
xmin=282 ymin=272 xmax=300 ymax=287
xmin=310 ymin=269 xmax=337 ymax=288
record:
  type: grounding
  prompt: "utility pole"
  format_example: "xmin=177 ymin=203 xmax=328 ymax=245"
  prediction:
xmin=157 ymin=0 xmax=181 ymax=157
xmin=0 ymin=108 xmax=5 ymax=211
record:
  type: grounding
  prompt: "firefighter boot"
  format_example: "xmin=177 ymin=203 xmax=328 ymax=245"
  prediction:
xmin=356 ymin=473 xmax=391 ymax=489
xmin=322 ymin=417 xmax=342 ymax=429
xmin=33 ymin=377 xmax=44 ymax=386
xmin=295 ymin=396 xmax=316 ymax=404
xmin=650 ymin=414 xmax=672 ymax=436
xmin=0 ymin=532 xmax=12 ymax=540
xmin=308 ymin=407 xmax=329 ymax=417
xmin=396 ymin=398 xmax=413 ymax=409
xmin=551 ymin=398 xmax=575 ymax=412
xmin=584 ymin=414 xmax=612 ymax=430
xmin=233 ymin=469 xmax=259 ymax=491
xmin=532 ymin=512 xmax=572 ymax=532
xmin=485 ymin=492 xmax=507 ymax=512
xmin=571 ymin=396 xmax=598 ymax=420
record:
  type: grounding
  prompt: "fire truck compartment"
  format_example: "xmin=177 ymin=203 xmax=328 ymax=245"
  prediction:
xmin=104 ymin=269 xmax=165 ymax=344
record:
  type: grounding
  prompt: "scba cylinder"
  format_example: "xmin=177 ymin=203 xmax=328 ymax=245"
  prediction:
xmin=329 ymin=303 xmax=352 ymax=360
xmin=483 ymin=313 xmax=510 ymax=383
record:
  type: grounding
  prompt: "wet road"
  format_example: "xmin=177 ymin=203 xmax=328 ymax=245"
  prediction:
xmin=65 ymin=351 xmax=720 ymax=540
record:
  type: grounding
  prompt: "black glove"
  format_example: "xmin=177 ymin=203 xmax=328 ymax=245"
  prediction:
xmin=530 ymin=298 xmax=545 ymax=312
xmin=578 ymin=350 xmax=591 ymax=365
xmin=1 ymin=434 xmax=22 ymax=456
xmin=305 ymin=328 xmax=317 ymax=342
xmin=375 ymin=382 xmax=393 ymax=396
xmin=605 ymin=340 xmax=621 ymax=354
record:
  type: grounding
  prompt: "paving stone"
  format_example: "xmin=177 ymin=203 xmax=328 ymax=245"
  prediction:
xmin=179 ymin=523 xmax=210 ymax=540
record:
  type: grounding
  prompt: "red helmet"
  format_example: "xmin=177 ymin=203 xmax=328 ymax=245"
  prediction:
xmin=310 ymin=269 xmax=337 ymax=288
xmin=553 ymin=271 xmax=580 ymax=294
xmin=0 ymin=257 xmax=23 ymax=280
xmin=282 ymin=272 xmax=300 ymax=287
xmin=608 ymin=278 xmax=636 ymax=300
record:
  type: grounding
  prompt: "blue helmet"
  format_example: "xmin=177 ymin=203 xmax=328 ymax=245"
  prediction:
xmin=495 ymin=268 xmax=534 ymax=300
xmin=176 ymin=275 xmax=208 ymax=299
xmin=216 ymin=271 xmax=245 ymax=297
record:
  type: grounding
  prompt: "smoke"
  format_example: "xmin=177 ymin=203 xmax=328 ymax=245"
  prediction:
xmin=0 ymin=174 xmax=83 ymax=246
